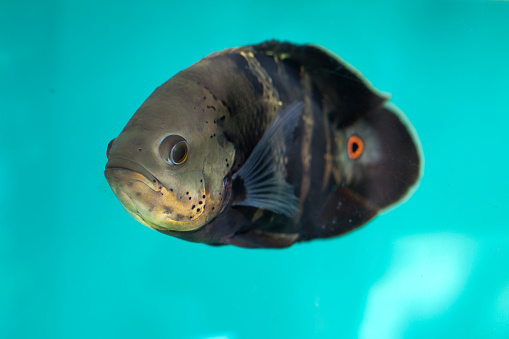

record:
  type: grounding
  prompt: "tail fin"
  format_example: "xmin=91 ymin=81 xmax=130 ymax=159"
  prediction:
xmin=340 ymin=104 xmax=422 ymax=209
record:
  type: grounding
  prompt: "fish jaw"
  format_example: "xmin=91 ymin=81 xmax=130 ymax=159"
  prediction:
xmin=104 ymin=167 xmax=206 ymax=232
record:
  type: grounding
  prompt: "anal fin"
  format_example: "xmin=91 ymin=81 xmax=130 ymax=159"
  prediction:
xmin=228 ymin=230 xmax=299 ymax=249
xmin=300 ymin=187 xmax=380 ymax=241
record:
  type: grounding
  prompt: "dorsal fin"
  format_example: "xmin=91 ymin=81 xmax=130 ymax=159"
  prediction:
xmin=252 ymin=40 xmax=386 ymax=128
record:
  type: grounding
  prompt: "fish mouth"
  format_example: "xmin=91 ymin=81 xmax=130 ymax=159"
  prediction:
xmin=105 ymin=157 xmax=158 ymax=186
xmin=104 ymin=157 xmax=205 ymax=232
xmin=104 ymin=167 xmax=161 ymax=230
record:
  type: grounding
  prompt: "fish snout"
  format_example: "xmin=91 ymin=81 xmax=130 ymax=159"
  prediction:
xmin=104 ymin=167 xmax=207 ymax=231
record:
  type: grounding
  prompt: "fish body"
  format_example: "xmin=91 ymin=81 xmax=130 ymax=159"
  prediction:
xmin=105 ymin=41 xmax=422 ymax=248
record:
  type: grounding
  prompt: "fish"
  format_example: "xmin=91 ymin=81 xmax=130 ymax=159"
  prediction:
xmin=104 ymin=40 xmax=422 ymax=248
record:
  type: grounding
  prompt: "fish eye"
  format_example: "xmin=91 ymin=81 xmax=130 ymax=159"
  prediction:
xmin=170 ymin=141 xmax=188 ymax=165
xmin=159 ymin=135 xmax=189 ymax=165
xmin=106 ymin=138 xmax=115 ymax=159
xmin=347 ymin=135 xmax=364 ymax=159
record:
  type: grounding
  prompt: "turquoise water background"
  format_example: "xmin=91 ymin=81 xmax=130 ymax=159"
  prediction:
xmin=1 ymin=0 xmax=508 ymax=338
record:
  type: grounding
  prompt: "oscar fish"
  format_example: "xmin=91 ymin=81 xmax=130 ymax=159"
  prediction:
xmin=104 ymin=40 xmax=422 ymax=248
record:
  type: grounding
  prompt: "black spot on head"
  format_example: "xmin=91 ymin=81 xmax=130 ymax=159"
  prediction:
xmin=186 ymin=192 xmax=189 ymax=195
xmin=138 ymin=148 xmax=143 ymax=152
xmin=191 ymin=205 xmax=195 ymax=209
xmin=188 ymin=197 xmax=191 ymax=200
xmin=202 ymin=195 xmax=205 ymax=198
xmin=196 ymin=208 xmax=200 ymax=213
xmin=199 ymin=201 xmax=203 ymax=204
xmin=212 ymin=207 xmax=215 ymax=210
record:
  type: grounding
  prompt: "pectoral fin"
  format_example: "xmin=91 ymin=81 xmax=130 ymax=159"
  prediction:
xmin=232 ymin=102 xmax=304 ymax=217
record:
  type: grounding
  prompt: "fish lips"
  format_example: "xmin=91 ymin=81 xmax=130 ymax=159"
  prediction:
xmin=104 ymin=157 xmax=203 ymax=231
xmin=104 ymin=159 xmax=162 ymax=229
xmin=104 ymin=170 xmax=158 ymax=230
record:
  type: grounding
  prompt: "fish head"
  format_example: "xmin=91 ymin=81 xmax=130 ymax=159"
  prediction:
xmin=104 ymin=79 xmax=235 ymax=232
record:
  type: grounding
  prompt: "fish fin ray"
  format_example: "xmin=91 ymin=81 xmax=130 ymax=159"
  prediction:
xmin=232 ymin=102 xmax=304 ymax=217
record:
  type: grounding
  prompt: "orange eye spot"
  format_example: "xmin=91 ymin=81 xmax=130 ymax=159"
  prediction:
xmin=347 ymin=135 xmax=364 ymax=159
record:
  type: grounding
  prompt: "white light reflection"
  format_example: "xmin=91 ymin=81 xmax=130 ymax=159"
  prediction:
xmin=359 ymin=233 xmax=475 ymax=339
xmin=202 ymin=333 xmax=234 ymax=339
